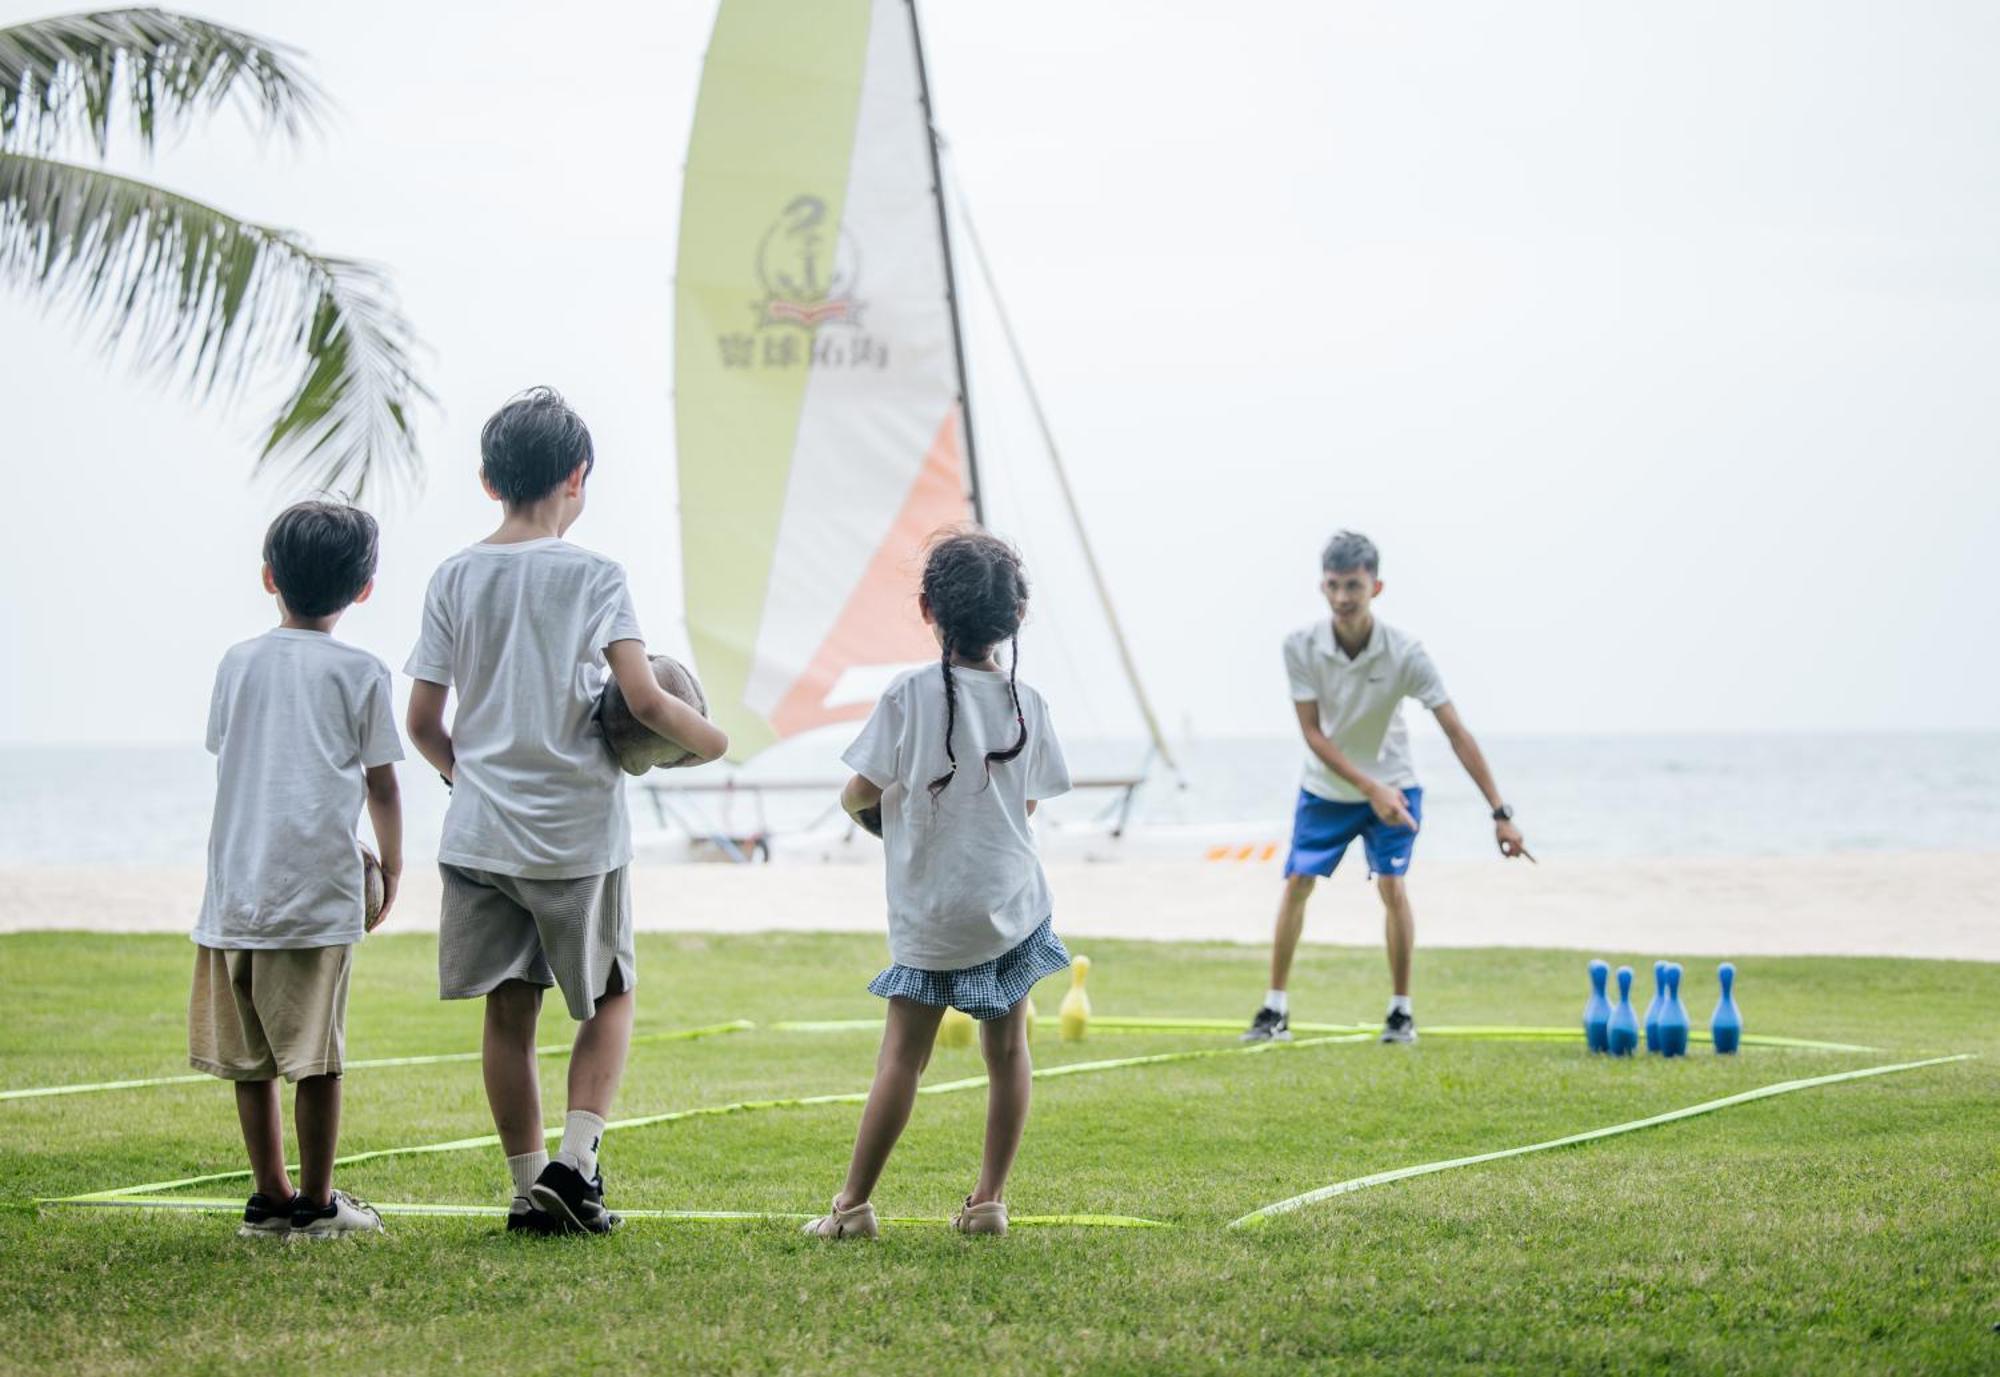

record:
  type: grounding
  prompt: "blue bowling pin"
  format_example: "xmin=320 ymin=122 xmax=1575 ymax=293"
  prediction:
xmin=1660 ymin=963 xmax=1690 ymax=1057
xmin=1607 ymin=966 xmax=1639 ymax=1056
xmin=1643 ymin=960 xmax=1667 ymax=1053
xmin=1711 ymin=961 xmax=1742 ymax=1054
xmin=1583 ymin=959 xmax=1611 ymax=1053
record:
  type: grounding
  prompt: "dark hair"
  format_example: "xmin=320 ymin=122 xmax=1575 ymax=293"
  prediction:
xmin=480 ymin=386 xmax=595 ymax=505
xmin=921 ymin=528 xmax=1030 ymax=800
xmin=1321 ymin=529 xmax=1380 ymax=576
xmin=263 ymin=500 xmax=379 ymax=618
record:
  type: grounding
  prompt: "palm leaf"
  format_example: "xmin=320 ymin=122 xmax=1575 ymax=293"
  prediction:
xmin=0 ymin=150 xmax=428 ymax=497
xmin=0 ymin=7 xmax=322 ymax=154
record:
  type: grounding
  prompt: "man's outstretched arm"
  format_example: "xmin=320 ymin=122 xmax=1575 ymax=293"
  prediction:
xmin=1430 ymin=702 xmax=1531 ymax=860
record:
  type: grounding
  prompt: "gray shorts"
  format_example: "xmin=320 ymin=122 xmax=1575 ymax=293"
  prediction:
xmin=438 ymin=864 xmax=635 ymax=1021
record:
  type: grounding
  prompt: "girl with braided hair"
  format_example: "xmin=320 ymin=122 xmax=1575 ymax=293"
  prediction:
xmin=804 ymin=528 xmax=1073 ymax=1241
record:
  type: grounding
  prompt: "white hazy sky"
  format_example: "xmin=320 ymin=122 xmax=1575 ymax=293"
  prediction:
xmin=3 ymin=0 xmax=1997 ymax=747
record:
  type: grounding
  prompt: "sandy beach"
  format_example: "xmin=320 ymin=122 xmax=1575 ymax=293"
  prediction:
xmin=4 ymin=852 xmax=1994 ymax=961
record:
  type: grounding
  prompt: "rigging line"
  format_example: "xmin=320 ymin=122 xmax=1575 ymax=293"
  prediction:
xmin=942 ymin=152 xmax=1181 ymax=776
xmin=903 ymin=0 xmax=982 ymax=521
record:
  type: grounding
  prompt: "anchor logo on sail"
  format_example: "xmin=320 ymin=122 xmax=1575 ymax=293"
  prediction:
xmin=755 ymin=194 xmax=862 ymax=330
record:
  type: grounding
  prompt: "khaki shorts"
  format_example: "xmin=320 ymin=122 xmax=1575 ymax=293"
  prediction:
xmin=438 ymin=864 xmax=634 ymax=1021
xmin=188 ymin=944 xmax=351 ymax=1082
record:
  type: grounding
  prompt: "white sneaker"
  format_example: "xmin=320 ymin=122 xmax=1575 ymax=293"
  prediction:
xmin=802 ymin=1197 xmax=879 ymax=1240
xmin=290 ymin=1189 xmax=384 ymax=1239
xmin=951 ymin=1196 xmax=1008 ymax=1236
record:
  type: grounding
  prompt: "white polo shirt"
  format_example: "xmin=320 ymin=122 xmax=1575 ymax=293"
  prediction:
xmin=1283 ymin=618 xmax=1449 ymax=803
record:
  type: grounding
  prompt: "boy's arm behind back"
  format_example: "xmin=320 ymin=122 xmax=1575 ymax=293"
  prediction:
xmin=406 ymin=680 xmax=455 ymax=785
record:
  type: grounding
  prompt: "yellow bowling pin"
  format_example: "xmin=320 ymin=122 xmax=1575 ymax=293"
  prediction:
xmin=1058 ymin=955 xmax=1092 ymax=1041
xmin=938 ymin=1006 xmax=975 ymax=1049
xmin=1023 ymin=996 xmax=1039 ymax=1039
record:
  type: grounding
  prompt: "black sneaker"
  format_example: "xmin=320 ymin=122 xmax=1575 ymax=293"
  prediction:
xmin=529 ymin=1160 xmax=619 ymax=1235
xmin=1240 ymin=1006 xmax=1292 ymax=1043
xmin=1380 ymin=1010 xmax=1417 ymax=1045
xmin=505 ymin=1196 xmax=563 ymax=1236
xmin=237 ymin=1191 xmax=297 ymax=1240
xmin=290 ymin=1188 xmax=384 ymax=1238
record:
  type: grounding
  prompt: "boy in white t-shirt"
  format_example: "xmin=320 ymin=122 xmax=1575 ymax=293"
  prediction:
xmin=190 ymin=500 xmax=404 ymax=1239
xmin=1241 ymin=531 xmax=1531 ymax=1047
xmin=405 ymin=387 xmax=726 ymax=1235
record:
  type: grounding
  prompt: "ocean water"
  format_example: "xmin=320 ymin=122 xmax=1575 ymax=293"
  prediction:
xmin=0 ymin=733 xmax=1994 ymax=867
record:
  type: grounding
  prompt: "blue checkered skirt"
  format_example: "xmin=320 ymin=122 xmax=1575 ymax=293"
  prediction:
xmin=867 ymin=918 xmax=1070 ymax=1021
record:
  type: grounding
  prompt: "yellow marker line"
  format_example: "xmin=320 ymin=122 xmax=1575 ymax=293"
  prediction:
xmin=1229 ymin=1053 xmax=1977 ymax=1228
xmin=62 ymin=1034 xmax=1365 ymax=1202
xmin=766 ymin=1016 xmax=1875 ymax=1052
xmin=0 ymin=1021 xmax=755 ymax=1103
xmin=1087 ymin=1017 xmax=1876 ymax=1051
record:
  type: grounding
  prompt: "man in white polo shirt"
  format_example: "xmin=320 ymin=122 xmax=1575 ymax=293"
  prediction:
xmin=1241 ymin=531 xmax=1531 ymax=1045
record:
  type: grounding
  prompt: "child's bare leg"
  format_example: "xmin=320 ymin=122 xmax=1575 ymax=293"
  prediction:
xmin=971 ymin=998 xmax=1034 ymax=1205
xmin=483 ymin=980 xmax=545 ymax=1155
xmin=1267 ymin=874 xmax=1317 ymax=990
xmin=1378 ymin=876 xmax=1414 ymax=997
xmin=293 ymin=1073 xmax=342 ymax=1205
xmin=567 ymin=988 xmax=633 ymax=1117
xmin=837 ymin=998 xmax=945 ymax=1208
xmin=234 ymin=1079 xmax=293 ymax=1200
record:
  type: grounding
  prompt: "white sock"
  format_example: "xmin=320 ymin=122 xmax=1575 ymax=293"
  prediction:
xmin=1264 ymin=989 xmax=1289 ymax=1015
xmin=508 ymin=1149 xmax=548 ymax=1204
xmin=557 ymin=1110 xmax=607 ymax=1178
xmin=1388 ymin=994 xmax=1412 ymax=1016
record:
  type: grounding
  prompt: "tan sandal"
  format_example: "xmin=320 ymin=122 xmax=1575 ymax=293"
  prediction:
xmin=950 ymin=1196 xmax=1008 ymax=1236
xmin=802 ymin=1197 xmax=879 ymax=1240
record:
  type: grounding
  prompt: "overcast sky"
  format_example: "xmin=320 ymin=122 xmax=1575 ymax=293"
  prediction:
xmin=3 ymin=0 xmax=1996 ymax=748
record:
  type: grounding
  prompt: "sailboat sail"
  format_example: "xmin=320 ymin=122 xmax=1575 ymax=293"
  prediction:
xmin=675 ymin=0 xmax=972 ymax=763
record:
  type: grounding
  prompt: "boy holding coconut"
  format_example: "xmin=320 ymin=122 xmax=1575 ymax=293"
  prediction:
xmin=405 ymin=387 xmax=725 ymax=1235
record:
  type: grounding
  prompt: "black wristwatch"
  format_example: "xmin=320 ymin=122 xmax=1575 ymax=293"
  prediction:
xmin=1491 ymin=803 xmax=1514 ymax=822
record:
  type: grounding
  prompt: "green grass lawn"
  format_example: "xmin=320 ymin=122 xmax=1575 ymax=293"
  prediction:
xmin=1 ymin=931 xmax=1994 ymax=1375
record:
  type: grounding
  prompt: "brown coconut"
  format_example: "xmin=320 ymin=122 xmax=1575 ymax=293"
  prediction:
xmin=598 ymin=654 xmax=711 ymax=775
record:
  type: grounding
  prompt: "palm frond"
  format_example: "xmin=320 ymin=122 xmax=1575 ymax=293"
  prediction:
xmin=0 ymin=150 xmax=428 ymax=498
xmin=0 ymin=8 xmax=322 ymax=155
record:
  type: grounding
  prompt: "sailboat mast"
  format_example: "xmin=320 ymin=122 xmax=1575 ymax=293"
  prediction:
xmin=903 ymin=0 xmax=983 ymax=523
xmin=948 ymin=180 xmax=1181 ymax=773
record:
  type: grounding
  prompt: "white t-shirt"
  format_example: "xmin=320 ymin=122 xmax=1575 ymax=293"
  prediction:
xmin=195 ymin=629 xmax=404 ymax=949
xmin=843 ymin=664 xmax=1071 ymax=970
xmin=405 ymin=539 xmax=644 ymax=879
xmin=1284 ymin=618 xmax=1450 ymax=803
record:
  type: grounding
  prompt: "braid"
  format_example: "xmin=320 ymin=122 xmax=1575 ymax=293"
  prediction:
xmin=920 ymin=526 xmax=1031 ymax=801
xmin=926 ymin=641 xmax=959 ymax=800
xmin=980 ymin=633 xmax=1028 ymax=783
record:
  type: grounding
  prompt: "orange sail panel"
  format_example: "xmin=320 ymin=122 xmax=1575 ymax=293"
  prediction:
xmin=768 ymin=408 xmax=967 ymax=738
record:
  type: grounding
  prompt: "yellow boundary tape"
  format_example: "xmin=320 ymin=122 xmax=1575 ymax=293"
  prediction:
xmin=0 ymin=1021 xmax=754 ymax=1103
xmin=772 ymin=1016 xmax=1875 ymax=1052
xmin=4 ymin=1017 xmax=1872 ymax=1105
xmin=58 ymin=1034 xmax=1368 ymax=1203
xmin=1228 ymin=1053 xmax=1977 ymax=1228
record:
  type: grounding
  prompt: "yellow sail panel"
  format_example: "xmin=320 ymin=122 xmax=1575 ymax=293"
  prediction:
xmin=675 ymin=0 xmax=971 ymax=762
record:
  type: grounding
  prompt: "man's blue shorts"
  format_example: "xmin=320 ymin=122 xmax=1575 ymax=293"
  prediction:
xmin=1282 ymin=787 xmax=1423 ymax=880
